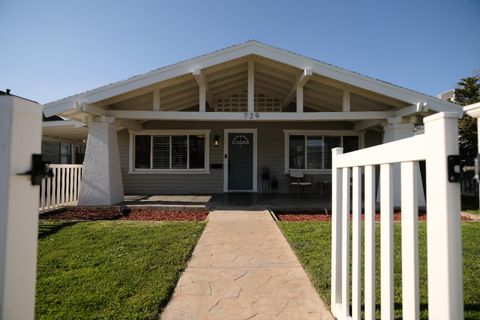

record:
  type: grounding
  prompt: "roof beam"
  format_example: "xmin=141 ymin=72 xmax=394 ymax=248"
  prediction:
xmin=116 ymin=119 xmax=142 ymax=131
xmin=193 ymin=68 xmax=214 ymax=111
xmin=282 ymin=68 xmax=312 ymax=108
xmin=76 ymin=102 xmax=107 ymax=116
xmin=395 ymin=102 xmax=428 ymax=117
xmin=105 ymin=110 xmax=394 ymax=121
xmin=42 ymin=136 xmax=85 ymax=144
xmin=353 ymin=119 xmax=386 ymax=131
xmin=153 ymin=89 xmax=160 ymax=110
xmin=342 ymin=90 xmax=350 ymax=112
xmin=248 ymin=61 xmax=254 ymax=113
xmin=75 ymin=102 xmax=142 ymax=131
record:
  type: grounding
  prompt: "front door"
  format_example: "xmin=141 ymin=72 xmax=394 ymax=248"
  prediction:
xmin=227 ymin=132 xmax=253 ymax=191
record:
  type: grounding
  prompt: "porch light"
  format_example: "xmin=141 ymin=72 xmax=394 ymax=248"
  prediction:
xmin=213 ymin=135 xmax=220 ymax=147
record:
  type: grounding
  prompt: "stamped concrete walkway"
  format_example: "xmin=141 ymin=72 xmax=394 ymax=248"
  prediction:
xmin=161 ymin=210 xmax=333 ymax=320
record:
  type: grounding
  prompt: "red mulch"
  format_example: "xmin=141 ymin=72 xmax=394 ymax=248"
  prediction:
xmin=40 ymin=207 xmax=209 ymax=221
xmin=120 ymin=208 xmax=208 ymax=221
xmin=275 ymin=210 xmax=472 ymax=222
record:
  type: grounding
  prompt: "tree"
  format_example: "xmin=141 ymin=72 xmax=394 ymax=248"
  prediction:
xmin=455 ymin=76 xmax=480 ymax=105
xmin=454 ymin=76 xmax=480 ymax=163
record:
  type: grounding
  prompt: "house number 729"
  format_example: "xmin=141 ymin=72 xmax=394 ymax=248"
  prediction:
xmin=243 ymin=112 xmax=260 ymax=119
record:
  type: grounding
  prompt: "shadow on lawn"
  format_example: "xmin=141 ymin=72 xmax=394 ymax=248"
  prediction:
xmin=38 ymin=221 xmax=80 ymax=240
xmin=364 ymin=302 xmax=480 ymax=319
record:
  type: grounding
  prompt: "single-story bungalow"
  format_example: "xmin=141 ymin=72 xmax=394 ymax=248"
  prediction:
xmin=42 ymin=41 xmax=460 ymax=205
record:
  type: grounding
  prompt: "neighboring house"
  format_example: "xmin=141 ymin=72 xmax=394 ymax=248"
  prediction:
xmin=437 ymin=89 xmax=456 ymax=102
xmin=42 ymin=41 xmax=460 ymax=205
xmin=41 ymin=115 xmax=86 ymax=164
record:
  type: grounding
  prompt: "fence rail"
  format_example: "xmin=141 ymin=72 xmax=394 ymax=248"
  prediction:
xmin=39 ymin=164 xmax=83 ymax=211
xmin=331 ymin=112 xmax=463 ymax=320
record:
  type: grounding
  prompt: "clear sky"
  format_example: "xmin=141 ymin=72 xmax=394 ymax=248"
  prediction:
xmin=1 ymin=0 xmax=479 ymax=104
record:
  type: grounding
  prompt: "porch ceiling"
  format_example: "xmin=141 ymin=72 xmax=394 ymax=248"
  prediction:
xmin=42 ymin=121 xmax=88 ymax=144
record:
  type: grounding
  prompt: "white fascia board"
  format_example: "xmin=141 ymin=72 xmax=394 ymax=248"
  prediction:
xmin=43 ymin=40 xmax=459 ymax=117
xmin=463 ymin=102 xmax=480 ymax=118
xmin=43 ymin=43 xmax=257 ymax=116
xmin=250 ymin=42 xmax=460 ymax=112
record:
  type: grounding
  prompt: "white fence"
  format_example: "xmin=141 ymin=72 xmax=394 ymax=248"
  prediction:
xmin=331 ymin=112 xmax=463 ymax=320
xmin=39 ymin=164 xmax=83 ymax=211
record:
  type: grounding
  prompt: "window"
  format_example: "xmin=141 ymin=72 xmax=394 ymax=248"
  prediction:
xmin=285 ymin=132 xmax=359 ymax=172
xmin=131 ymin=131 xmax=209 ymax=173
xmin=60 ymin=143 xmax=72 ymax=164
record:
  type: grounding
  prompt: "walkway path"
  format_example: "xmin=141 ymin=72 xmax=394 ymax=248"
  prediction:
xmin=161 ymin=210 xmax=333 ymax=320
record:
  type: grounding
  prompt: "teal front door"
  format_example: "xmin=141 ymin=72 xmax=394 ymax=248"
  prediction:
xmin=228 ymin=133 xmax=253 ymax=191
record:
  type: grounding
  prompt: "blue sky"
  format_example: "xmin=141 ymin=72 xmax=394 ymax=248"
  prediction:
xmin=1 ymin=0 xmax=479 ymax=104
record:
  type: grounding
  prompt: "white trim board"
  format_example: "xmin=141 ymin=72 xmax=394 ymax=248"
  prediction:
xmin=102 ymin=110 xmax=396 ymax=121
xmin=44 ymin=41 xmax=459 ymax=117
xmin=223 ymin=128 xmax=258 ymax=193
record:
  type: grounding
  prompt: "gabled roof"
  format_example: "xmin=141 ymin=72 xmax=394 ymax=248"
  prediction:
xmin=43 ymin=40 xmax=459 ymax=117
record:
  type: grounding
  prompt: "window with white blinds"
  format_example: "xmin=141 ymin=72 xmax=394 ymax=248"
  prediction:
xmin=132 ymin=131 xmax=209 ymax=172
xmin=286 ymin=132 xmax=359 ymax=171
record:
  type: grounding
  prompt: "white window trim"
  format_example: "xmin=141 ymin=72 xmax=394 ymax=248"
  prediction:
xmin=283 ymin=130 xmax=360 ymax=174
xmin=129 ymin=129 xmax=210 ymax=174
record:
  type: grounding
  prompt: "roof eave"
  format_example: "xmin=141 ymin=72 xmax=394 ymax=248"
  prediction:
xmin=43 ymin=40 xmax=461 ymax=117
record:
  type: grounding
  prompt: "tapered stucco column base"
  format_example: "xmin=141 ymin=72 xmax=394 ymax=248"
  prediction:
xmin=383 ymin=122 xmax=426 ymax=207
xmin=79 ymin=121 xmax=124 ymax=205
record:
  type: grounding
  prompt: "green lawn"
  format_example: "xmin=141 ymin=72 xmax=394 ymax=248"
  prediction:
xmin=36 ymin=220 xmax=205 ymax=320
xmin=278 ymin=221 xmax=480 ymax=320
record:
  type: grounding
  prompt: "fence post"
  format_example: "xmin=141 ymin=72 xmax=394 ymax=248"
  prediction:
xmin=341 ymin=166 xmax=351 ymax=318
xmin=364 ymin=165 xmax=376 ymax=320
xmin=351 ymin=166 xmax=362 ymax=320
xmin=424 ymin=112 xmax=463 ymax=319
xmin=0 ymin=95 xmax=42 ymax=319
xmin=401 ymin=161 xmax=419 ymax=320
xmin=331 ymin=147 xmax=343 ymax=317
xmin=380 ymin=163 xmax=394 ymax=320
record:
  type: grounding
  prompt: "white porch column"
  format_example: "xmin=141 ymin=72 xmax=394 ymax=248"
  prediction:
xmin=78 ymin=118 xmax=124 ymax=205
xmin=383 ymin=120 xmax=426 ymax=206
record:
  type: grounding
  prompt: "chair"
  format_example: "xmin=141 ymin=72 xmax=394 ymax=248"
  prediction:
xmin=289 ymin=170 xmax=313 ymax=195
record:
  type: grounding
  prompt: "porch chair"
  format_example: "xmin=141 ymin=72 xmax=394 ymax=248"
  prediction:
xmin=289 ymin=170 xmax=313 ymax=195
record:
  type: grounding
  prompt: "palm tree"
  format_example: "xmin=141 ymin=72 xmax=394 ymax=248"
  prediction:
xmin=455 ymin=76 xmax=480 ymax=105
xmin=453 ymin=76 xmax=480 ymax=164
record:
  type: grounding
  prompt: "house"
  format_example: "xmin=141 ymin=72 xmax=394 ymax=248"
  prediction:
xmin=437 ymin=89 xmax=455 ymax=102
xmin=42 ymin=41 xmax=460 ymax=205
xmin=41 ymin=115 xmax=86 ymax=164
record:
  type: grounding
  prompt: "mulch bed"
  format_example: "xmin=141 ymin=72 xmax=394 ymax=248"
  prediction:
xmin=274 ymin=210 xmax=472 ymax=222
xmin=40 ymin=207 xmax=209 ymax=221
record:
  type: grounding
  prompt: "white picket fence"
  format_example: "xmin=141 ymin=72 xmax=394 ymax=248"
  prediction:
xmin=331 ymin=112 xmax=463 ymax=320
xmin=39 ymin=164 xmax=83 ymax=211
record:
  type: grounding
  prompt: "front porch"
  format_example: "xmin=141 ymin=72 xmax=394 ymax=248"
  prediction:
xmin=42 ymin=41 xmax=457 ymax=206
xmin=122 ymin=193 xmax=331 ymax=210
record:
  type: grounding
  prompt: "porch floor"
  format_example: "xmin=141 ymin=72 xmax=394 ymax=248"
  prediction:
xmin=121 ymin=193 xmax=331 ymax=211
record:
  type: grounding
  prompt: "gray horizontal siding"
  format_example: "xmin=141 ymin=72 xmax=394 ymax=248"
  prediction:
xmin=118 ymin=120 xmax=381 ymax=194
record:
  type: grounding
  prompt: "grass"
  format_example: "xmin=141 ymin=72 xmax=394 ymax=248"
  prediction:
xmin=278 ymin=221 xmax=480 ymax=320
xmin=36 ymin=220 xmax=205 ymax=320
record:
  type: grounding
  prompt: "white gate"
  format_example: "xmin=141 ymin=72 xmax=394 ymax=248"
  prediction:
xmin=331 ymin=112 xmax=463 ymax=320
